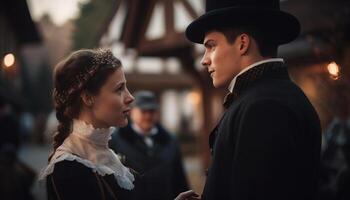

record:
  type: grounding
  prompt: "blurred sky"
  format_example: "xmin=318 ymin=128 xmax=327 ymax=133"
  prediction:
xmin=27 ymin=0 xmax=88 ymax=25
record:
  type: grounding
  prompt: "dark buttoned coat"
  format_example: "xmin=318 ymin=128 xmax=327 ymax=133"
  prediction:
xmin=202 ymin=62 xmax=322 ymax=200
xmin=109 ymin=123 xmax=188 ymax=200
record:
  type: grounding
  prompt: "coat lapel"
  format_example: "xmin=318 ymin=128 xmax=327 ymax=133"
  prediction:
xmin=209 ymin=61 xmax=289 ymax=154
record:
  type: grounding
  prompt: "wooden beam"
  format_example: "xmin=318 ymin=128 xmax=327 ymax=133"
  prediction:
xmin=138 ymin=32 xmax=191 ymax=57
xmin=121 ymin=0 xmax=140 ymax=47
xmin=121 ymin=0 xmax=158 ymax=48
xmin=164 ymin=1 xmax=175 ymax=34
xmin=125 ymin=73 xmax=195 ymax=92
xmin=180 ymin=0 xmax=199 ymax=19
xmin=94 ymin=0 xmax=121 ymax=46
xmin=137 ymin=0 xmax=158 ymax=47
xmin=176 ymin=43 xmax=218 ymax=169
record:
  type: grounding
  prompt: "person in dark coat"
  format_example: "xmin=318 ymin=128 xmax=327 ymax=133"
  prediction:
xmin=319 ymin=86 xmax=350 ymax=200
xmin=182 ymin=0 xmax=322 ymax=199
xmin=109 ymin=91 xmax=189 ymax=200
xmin=0 ymin=96 xmax=36 ymax=200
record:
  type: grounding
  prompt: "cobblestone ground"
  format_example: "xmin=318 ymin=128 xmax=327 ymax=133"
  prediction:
xmin=18 ymin=144 xmax=205 ymax=200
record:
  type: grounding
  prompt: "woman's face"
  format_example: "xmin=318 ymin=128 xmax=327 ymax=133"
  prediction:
xmin=90 ymin=68 xmax=134 ymax=128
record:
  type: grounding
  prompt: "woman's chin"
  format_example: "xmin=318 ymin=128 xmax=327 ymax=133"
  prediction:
xmin=116 ymin=118 xmax=129 ymax=127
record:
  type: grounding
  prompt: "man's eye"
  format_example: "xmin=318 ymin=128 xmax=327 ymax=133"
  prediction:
xmin=207 ymin=43 xmax=215 ymax=49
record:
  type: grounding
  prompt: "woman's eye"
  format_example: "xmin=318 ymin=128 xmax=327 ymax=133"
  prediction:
xmin=115 ymin=86 xmax=123 ymax=92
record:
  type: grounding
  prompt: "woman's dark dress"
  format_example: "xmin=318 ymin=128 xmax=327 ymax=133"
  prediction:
xmin=47 ymin=160 xmax=132 ymax=200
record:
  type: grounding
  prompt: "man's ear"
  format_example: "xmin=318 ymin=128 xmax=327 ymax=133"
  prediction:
xmin=238 ymin=33 xmax=250 ymax=55
xmin=81 ymin=91 xmax=94 ymax=107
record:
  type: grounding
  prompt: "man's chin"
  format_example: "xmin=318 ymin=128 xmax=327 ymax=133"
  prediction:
xmin=140 ymin=125 xmax=154 ymax=132
xmin=212 ymin=80 xmax=224 ymax=88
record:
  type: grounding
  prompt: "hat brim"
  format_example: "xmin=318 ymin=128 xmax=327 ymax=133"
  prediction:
xmin=186 ymin=7 xmax=300 ymax=44
xmin=136 ymin=103 xmax=159 ymax=110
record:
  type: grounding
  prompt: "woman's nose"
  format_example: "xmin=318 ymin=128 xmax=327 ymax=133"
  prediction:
xmin=125 ymin=89 xmax=134 ymax=104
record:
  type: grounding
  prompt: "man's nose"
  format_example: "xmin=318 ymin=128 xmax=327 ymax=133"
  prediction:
xmin=201 ymin=54 xmax=210 ymax=68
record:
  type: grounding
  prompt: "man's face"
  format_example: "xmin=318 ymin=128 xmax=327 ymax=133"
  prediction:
xmin=201 ymin=31 xmax=243 ymax=88
xmin=131 ymin=107 xmax=158 ymax=133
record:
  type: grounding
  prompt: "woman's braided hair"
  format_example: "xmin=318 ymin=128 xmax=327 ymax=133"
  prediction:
xmin=49 ymin=49 xmax=121 ymax=161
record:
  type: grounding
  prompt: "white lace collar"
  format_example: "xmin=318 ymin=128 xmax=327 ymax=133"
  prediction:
xmin=71 ymin=119 xmax=114 ymax=146
xmin=39 ymin=119 xmax=135 ymax=190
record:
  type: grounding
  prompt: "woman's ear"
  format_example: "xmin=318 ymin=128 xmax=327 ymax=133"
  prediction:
xmin=81 ymin=91 xmax=94 ymax=107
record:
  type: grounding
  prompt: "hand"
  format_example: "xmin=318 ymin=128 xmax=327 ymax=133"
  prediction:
xmin=175 ymin=190 xmax=201 ymax=200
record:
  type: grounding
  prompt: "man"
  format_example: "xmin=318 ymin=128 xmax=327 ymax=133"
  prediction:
xmin=184 ymin=0 xmax=322 ymax=199
xmin=109 ymin=90 xmax=188 ymax=200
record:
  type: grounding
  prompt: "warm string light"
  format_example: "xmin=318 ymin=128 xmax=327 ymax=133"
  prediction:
xmin=327 ymin=61 xmax=340 ymax=80
xmin=3 ymin=53 xmax=15 ymax=68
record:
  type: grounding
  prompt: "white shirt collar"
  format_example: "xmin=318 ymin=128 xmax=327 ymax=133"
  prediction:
xmin=228 ymin=58 xmax=284 ymax=93
xmin=131 ymin=123 xmax=158 ymax=148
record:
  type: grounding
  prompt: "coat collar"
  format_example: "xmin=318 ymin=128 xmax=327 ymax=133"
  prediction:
xmin=228 ymin=58 xmax=284 ymax=93
xmin=223 ymin=61 xmax=289 ymax=108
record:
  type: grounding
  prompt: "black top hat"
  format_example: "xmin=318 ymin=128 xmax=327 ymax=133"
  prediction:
xmin=186 ymin=0 xmax=300 ymax=45
xmin=133 ymin=91 xmax=159 ymax=110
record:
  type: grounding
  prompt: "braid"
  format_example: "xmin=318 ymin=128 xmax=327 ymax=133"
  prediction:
xmin=54 ymin=107 xmax=71 ymax=150
xmin=48 ymin=89 xmax=81 ymax=161
xmin=48 ymin=104 xmax=72 ymax=161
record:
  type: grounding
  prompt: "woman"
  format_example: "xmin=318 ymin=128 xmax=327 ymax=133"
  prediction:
xmin=40 ymin=49 xmax=135 ymax=200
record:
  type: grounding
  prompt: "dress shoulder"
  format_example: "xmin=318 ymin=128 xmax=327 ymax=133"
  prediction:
xmin=47 ymin=160 xmax=103 ymax=200
xmin=51 ymin=159 xmax=94 ymax=179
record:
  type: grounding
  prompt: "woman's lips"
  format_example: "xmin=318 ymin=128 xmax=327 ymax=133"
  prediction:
xmin=123 ymin=108 xmax=131 ymax=116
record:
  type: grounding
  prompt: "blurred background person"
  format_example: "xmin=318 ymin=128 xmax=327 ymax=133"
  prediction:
xmin=335 ymin=137 xmax=350 ymax=200
xmin=0 ymin=92 xmax=36 ymax=200
xmin=319 ymin=84 xmax=350 ymax=200
xmin=109 ymin=90 xmax=189 ymax=200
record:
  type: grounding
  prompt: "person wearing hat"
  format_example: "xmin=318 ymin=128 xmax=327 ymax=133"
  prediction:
xmin=184 ymin=0 xmax=322 ymax=199
xmin=109 ymin=90 xmax=189 ymax=200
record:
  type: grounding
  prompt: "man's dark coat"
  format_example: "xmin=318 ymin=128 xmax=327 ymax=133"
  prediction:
xmin=202 ymin=61 xmax=321 ymax=200
xmin=109 ymin=123 xmax=188 ymax=200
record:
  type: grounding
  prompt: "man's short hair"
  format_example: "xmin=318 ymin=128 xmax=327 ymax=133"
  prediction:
xmin=216 ymin=26 xmax=278 ymax=58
